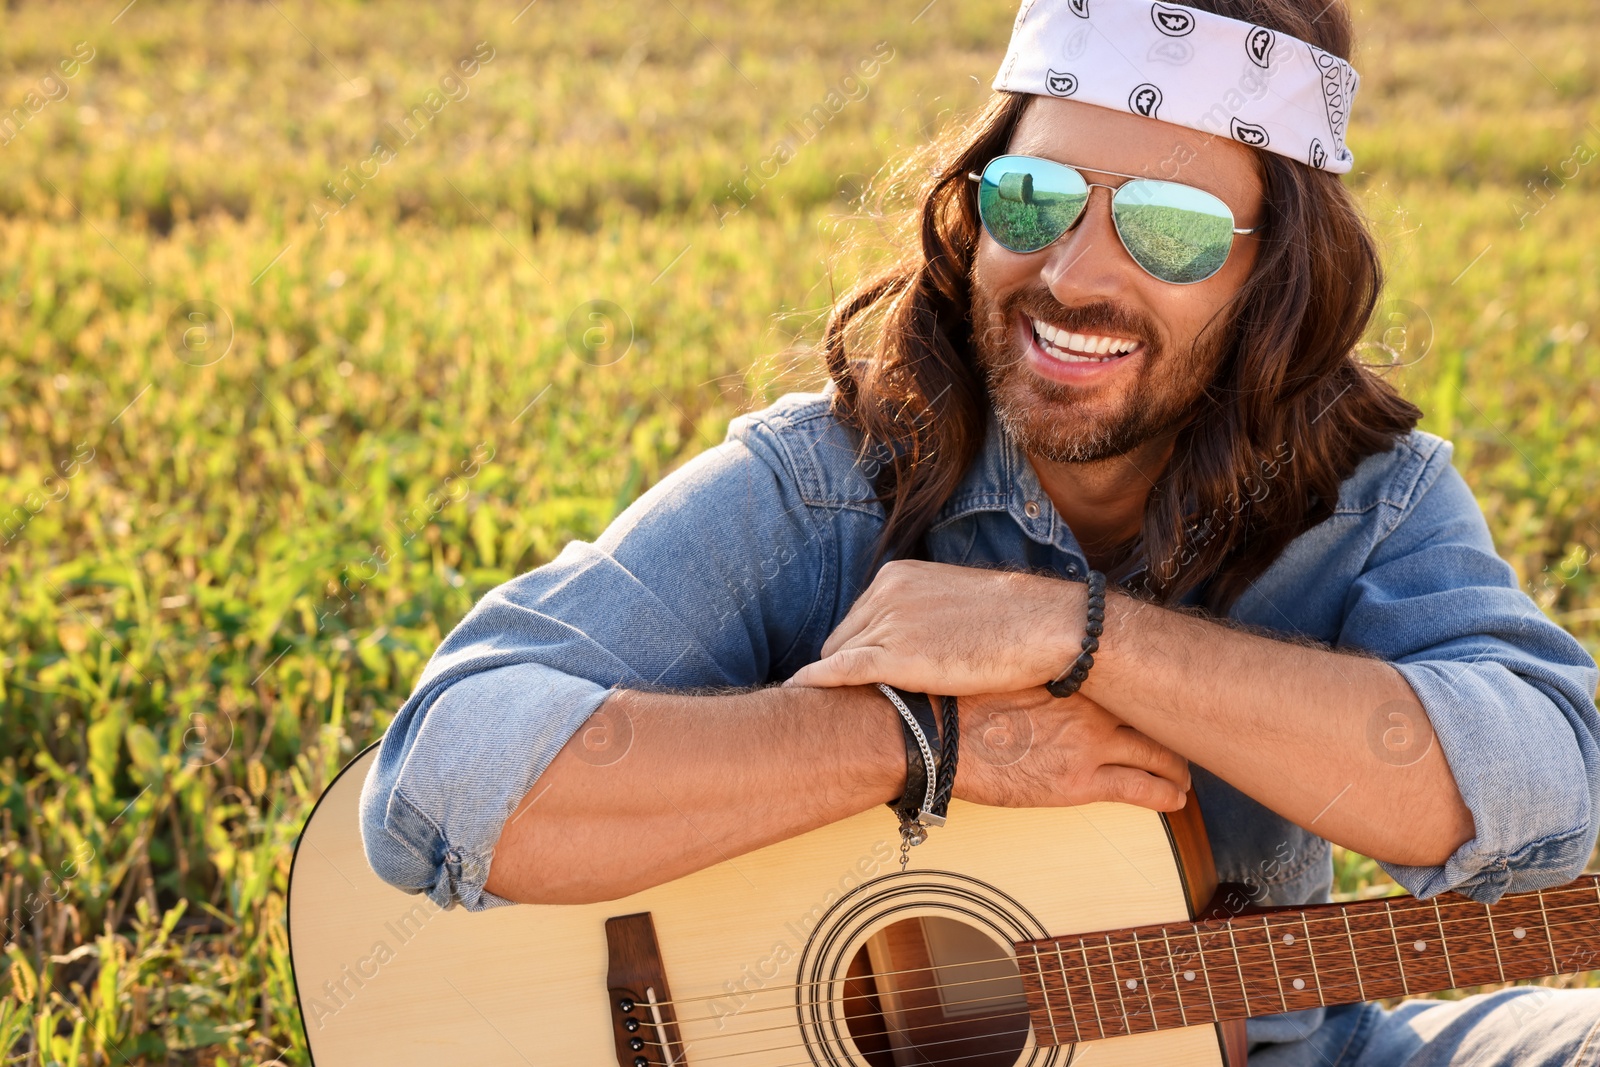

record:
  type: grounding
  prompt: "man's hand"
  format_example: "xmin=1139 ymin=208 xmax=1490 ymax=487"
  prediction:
xmin=952 ymin=687 xmax=1191 ymax=812
xmin=781 ymin=559 xmax=1087 ymax=694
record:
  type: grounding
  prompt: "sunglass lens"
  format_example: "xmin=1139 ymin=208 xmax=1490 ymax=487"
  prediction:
xmin=1111 ymin=181 xmax=1237 ymax=284
xmin=977 ymin=155 xmax=1089 ymax=253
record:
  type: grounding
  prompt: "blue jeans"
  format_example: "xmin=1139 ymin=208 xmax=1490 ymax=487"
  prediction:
xmin=1251 ymin=988 xmax=1600 ymax=1066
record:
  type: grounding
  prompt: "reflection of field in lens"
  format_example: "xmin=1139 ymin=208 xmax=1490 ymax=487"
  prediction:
xmin=979 ymin=180 xmax=1085 ymax=251
xmin=1114 ymin=203 xmax=1232 ymax=283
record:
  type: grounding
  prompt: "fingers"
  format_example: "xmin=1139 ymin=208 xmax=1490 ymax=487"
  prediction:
xmin=819 ymin=558 xmax=937 ymax=658
xmin=818 ymin=602 xmax=873 ymax=660
xmin=1108 ymin=724 xmax=1191 ymax=791
xmin=819 ymin=565 xmax=906 ymax=657
xmin=1088 ymin=765 xmax=1190 ymax=812
xmin=783 ymin=645 xmax=882 ymax=689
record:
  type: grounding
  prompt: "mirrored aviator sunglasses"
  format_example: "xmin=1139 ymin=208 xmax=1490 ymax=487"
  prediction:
xmin=966 ymin=154 xmax=1262 ymax=285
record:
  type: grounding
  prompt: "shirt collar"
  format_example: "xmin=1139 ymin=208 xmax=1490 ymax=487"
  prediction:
xmin=928 ymin=403 xmax=1153 ymax=586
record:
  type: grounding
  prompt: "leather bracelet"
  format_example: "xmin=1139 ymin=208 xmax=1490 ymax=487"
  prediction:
xmin=929 ymin=694 xmax=960 ymax=819
xmin=878 ymin=684 xmax=942 ymax=828
xmin=1046 ymin=568 xmax=1106 ymax=698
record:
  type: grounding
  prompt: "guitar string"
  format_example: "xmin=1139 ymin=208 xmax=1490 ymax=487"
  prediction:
xmin=634 ymin=982 xmax=1046 ymax=1059
xmin=639 ymin=963 xmax=1239 ymax=1066
xmin=626 ymin=924 xmax=1600 ymax=1067
xmin=752 ymin=1030 xmax=1052 ymax=1067
xmin=617 ymin=902 xmax=1600 ymax=1067
xmin=633 ymin=900 xmax=1600 ymax=1067
xmin=667 ymin=1023 xmax=1042 ymax=1067
xmin=646 ymin=1001 xmax=1044 ymax=1065
xmin=622 ymin=896 xmax=1600 ymax=1041
xmin=631 ymin=890 xmax=1600 ymax=1017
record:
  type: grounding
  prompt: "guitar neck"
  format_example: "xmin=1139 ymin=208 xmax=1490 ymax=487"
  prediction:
xmin=1016 ymin=873 xmax=1600 ymax=1046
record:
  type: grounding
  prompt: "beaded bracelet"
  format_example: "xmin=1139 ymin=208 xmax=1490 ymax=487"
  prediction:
xmin=1045 ymin=568 xmax=1106 ymax=698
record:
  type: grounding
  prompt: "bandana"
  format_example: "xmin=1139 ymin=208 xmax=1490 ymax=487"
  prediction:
xmin=992 ymin=0 xmax=1360 ymax=173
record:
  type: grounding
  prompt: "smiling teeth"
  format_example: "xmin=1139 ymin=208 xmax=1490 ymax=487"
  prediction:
xmin=1029 ymin=317 xmax=1140 ymax=362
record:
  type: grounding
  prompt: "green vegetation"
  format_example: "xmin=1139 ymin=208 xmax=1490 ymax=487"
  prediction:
xmin=981 ymin=176 xmax=1090 ymax=252
xmin=1 ymin=0 xmax=1597 ymax=1062
xmin=1109 ymin=202 xmax=1232 ymax=283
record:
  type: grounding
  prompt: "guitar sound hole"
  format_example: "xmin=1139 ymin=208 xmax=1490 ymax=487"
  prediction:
xmin=842 ymin=915 xmax=1030 ymax=1067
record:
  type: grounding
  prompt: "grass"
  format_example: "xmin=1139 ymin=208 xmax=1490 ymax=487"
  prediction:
xmin=0 ymin=0 xmax=1597 ymax=1062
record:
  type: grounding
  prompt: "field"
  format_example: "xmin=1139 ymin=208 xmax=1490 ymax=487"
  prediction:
xmin=1 ymin=0 xmax=1598 ymax=1062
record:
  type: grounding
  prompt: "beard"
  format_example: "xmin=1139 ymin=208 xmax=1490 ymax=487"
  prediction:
xmin=969 ymin=276 xmax=1230 ymax=464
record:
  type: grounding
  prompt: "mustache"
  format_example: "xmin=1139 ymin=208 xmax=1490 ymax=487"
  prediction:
xmin=1010 ymin=297 xmax=1159 ymax=348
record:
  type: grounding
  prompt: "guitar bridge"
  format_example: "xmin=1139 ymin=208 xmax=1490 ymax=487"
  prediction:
xmin=605 ymin=912 xmax=688 ymax=1067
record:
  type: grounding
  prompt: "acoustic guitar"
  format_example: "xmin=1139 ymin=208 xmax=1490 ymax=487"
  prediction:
xmin=288 ymin=744 xmax=1600 ymax=1065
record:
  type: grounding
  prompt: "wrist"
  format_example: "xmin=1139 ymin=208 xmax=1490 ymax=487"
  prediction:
xmin=857 ymin=683 xmax=914 ymax=803
xmin=1042 ymin=576 xmax=1091 ymax=685
xmin=1044 ymin=569 xmax=1105 ymax=698
xmin=878 ymin=685 xmax=941 ymax=820
xmin=1078 ymin=585 xmax=1139 ymax=697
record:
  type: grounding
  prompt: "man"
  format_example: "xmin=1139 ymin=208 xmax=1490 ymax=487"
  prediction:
xmin=359 ymin=0 xmax=1600 ymax=1062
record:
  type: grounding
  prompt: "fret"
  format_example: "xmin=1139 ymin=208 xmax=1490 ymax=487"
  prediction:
xmin=1430 ymin=897 xmax=1457 ymax=988
xmin=1341 ymin=910 xmax=1368 ymax=1001
xmin=1227 ymin=913 xmax=1290 ymax=1018
xmin=1543 ymin=881 xmax=1600 ymax=975
xmin=1105 ymin=934 xmax=1132 ymax=1036
xmin=1017 ymin=875 xmax=1600 ymax=1053
xmin=1260 ymin=912 xmax=1320 ymax=1012
xmin=1016 ymin=876 xmax=1600 ymax=1052
xmin=1188 ymin=924 xmax=1227 ymax=1021
xmin=1128 ymin=930 xmax=1165 ymax=1031
xmin=1536 ymin=889 xmax=1560 ymax=974
xmin=1053 ymin=942 xmax=1082 ymax=1043
xmin=1487 ymin=888 xmax=1560 ymax=982
xmin=1024 ymin=945 xmax=1059 ymax=1046
xmin=1484 ymin=905 xmax=1508 ymax=983
xmin=1225 ymin=921 xmax=1259 ymax=1017
xmin=1133 ymin=931 xmax=1157 ymax=1028
xmin=1385 ymin=899 xmax=1411 ymax=994
xmin=1300 ymin=904 xmax=1361 ymax=1007
xmin=1301 ymin=913 xmax=1326 ymax=1003
xmin=1435 ymin=897 xmax=1504 ymax=986
xmin=1261 ymin=914 xmax=1289 ymax=1013
xmin=1160 ymin=927 xmax=1189 ymax=1027
xmin=1077 ymin=939 xmax=1108 ymax=1041
xmin=1132 ymin=927 xmax=1184 ymax=1030
xmin=1344 ymin=897 xmax=1407 ymax=999
xmin=1388 ymin=897 xmax=1453 ymax=995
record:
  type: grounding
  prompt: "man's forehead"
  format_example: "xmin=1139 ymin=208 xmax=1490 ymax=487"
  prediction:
xmin=1007 ymin=95 xmax=1264 ymax=201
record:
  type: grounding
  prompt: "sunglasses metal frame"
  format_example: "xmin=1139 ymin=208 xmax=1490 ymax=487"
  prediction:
xmin=965 ymin=154 xmax=1264 ymax=284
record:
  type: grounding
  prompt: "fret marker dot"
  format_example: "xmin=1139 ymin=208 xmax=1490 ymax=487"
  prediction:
xmin=1184 ymin=970 xmax=1196 ymax=981
xmin=1514 ymin=927 xmax=1527 ymax=939
xmin=1282 ymin=933 xmax=1295 ymax=945
xmin=1414 ymin=940 xmax=1427 ymax=952
xmin=1126 ymin=979 xmax=1138 ymax=990
xmin=1292 ymin=978 xmax=1305 ymax=990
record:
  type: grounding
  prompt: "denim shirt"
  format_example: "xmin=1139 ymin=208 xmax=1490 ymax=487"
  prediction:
xmin=358 ymin=382 xmax=1600 ymax=1049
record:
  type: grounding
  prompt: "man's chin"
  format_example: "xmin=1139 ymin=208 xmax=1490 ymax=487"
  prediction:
xmin=990 ymin=378 xmax=1134 ymax=464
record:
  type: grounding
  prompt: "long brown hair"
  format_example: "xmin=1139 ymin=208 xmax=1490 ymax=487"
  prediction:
xmin=820 ymin=0 xmax=1420 ymax=616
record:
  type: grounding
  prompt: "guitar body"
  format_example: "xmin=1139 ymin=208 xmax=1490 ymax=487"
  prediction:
xmin=289 ymin=746 xmax=1246 ymax=1065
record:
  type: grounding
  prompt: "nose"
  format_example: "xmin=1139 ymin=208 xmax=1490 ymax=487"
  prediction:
xmin=1039 ymin=184 xmax=1143 ymax=304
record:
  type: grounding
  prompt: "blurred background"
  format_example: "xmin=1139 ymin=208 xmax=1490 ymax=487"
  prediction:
xmin=0 ymin=0 xmax=1596 ymax=1062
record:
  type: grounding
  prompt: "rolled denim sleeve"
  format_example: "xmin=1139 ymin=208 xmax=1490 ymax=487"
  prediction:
xmin=1337 ymin=440 xmax=1600 ymax=904
xmin=358 ymin=412 xmax=831 ymax=910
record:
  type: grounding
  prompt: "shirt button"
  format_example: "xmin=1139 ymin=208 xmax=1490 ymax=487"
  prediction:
xmin=1024 ymin=500 xmax=1040 ymax=518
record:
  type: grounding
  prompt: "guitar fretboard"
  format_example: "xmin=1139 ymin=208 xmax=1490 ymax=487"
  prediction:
xmin=1015 ymin=874 xmax=1600 ymax=1045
